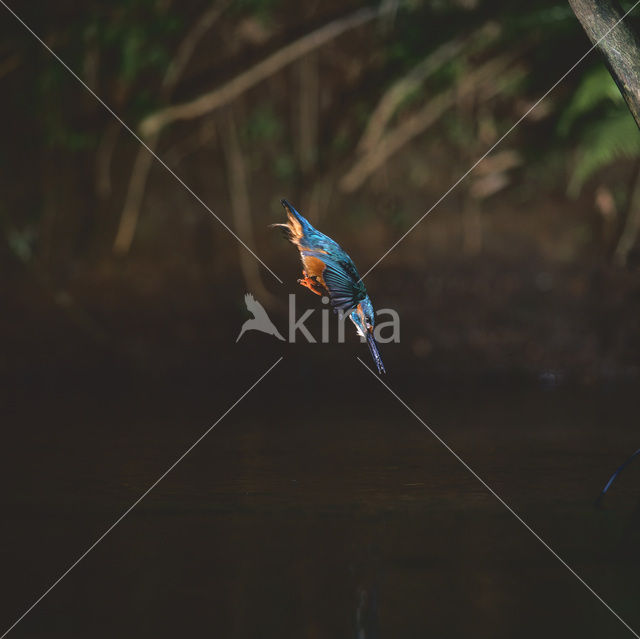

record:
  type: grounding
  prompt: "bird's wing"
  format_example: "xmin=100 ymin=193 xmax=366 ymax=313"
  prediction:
xmin=320 ymin=257 xmax=366 ymax=312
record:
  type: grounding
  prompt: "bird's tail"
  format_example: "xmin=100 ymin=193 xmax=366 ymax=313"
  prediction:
xmin=280 ymin=198 xmax=311 ymax=230
xmin=270 ymin=198 xmax=313 ymax=245
xmin=366 ymin=332 xmax=386 ymax=375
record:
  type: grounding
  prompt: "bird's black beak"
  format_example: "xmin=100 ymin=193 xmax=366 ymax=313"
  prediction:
xmin=366 ymin=331 xmax=386 ymax=375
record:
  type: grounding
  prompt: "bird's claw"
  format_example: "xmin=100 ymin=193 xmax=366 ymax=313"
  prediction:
xmin=298 ymin=274 xmax=323 ymax=296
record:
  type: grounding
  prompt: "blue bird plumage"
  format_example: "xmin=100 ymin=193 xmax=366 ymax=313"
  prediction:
xmin=273 ymin=198 xmax=386 ymax=374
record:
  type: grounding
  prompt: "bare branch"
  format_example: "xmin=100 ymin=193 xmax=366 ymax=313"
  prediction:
xmin=139 ymin=4 xmax=394 ymax=138
xmin=113 ymin=3 xmax=391 ymax=255
xmin=356 ymin=23 xmax=499 ymax=155
xmin=113 ymin=0 xmax=229 ymax=255
xmin=162 ymin=0 xmax=232 ymax=94
xmin=340 ymin=53 xmax=521 ymax=193
xmin=113 ymin=135 xmax=157 ymax=254
xmin=219 ymin=108 xmax=278 ymax=307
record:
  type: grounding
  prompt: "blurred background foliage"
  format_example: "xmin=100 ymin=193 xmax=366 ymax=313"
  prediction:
xmin=561 ymin=66 xmax=640 ymax=195
xmin=1 ymin=0 xmax=640 ymax=382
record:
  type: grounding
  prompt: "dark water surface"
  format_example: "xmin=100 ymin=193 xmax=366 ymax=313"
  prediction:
xmin=2 ymin=359 xmax=640 ymax=638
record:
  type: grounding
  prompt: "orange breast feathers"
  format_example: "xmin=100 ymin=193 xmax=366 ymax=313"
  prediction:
xmin=301 ymin=254 xmax=328 ymax=290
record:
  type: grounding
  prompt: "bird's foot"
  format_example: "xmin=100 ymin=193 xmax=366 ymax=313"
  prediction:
xmin=298 ymin=274 xmax=323 ymax=295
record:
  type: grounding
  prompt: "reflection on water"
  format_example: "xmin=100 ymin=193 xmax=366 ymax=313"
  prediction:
xmin=1 ymin=369 xmax=640 ymax=638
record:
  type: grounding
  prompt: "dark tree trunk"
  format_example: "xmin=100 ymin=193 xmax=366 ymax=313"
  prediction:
xmin=568 ymin=0 xmax=640 ymax=129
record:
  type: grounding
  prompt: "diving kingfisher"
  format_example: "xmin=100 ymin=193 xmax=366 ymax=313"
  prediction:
xmin=273 ymin=198 xmax=386 ymax=374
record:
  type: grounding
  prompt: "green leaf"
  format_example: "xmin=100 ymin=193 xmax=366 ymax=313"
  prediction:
xmin=568 ymin=109 xmax=640 ymax=196
xmin=558 ymin=65 xmax=623 ymax=136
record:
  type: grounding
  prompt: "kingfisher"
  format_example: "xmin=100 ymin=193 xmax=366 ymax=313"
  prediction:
xmin=272 ymin=198 xmax=386 ymax=374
